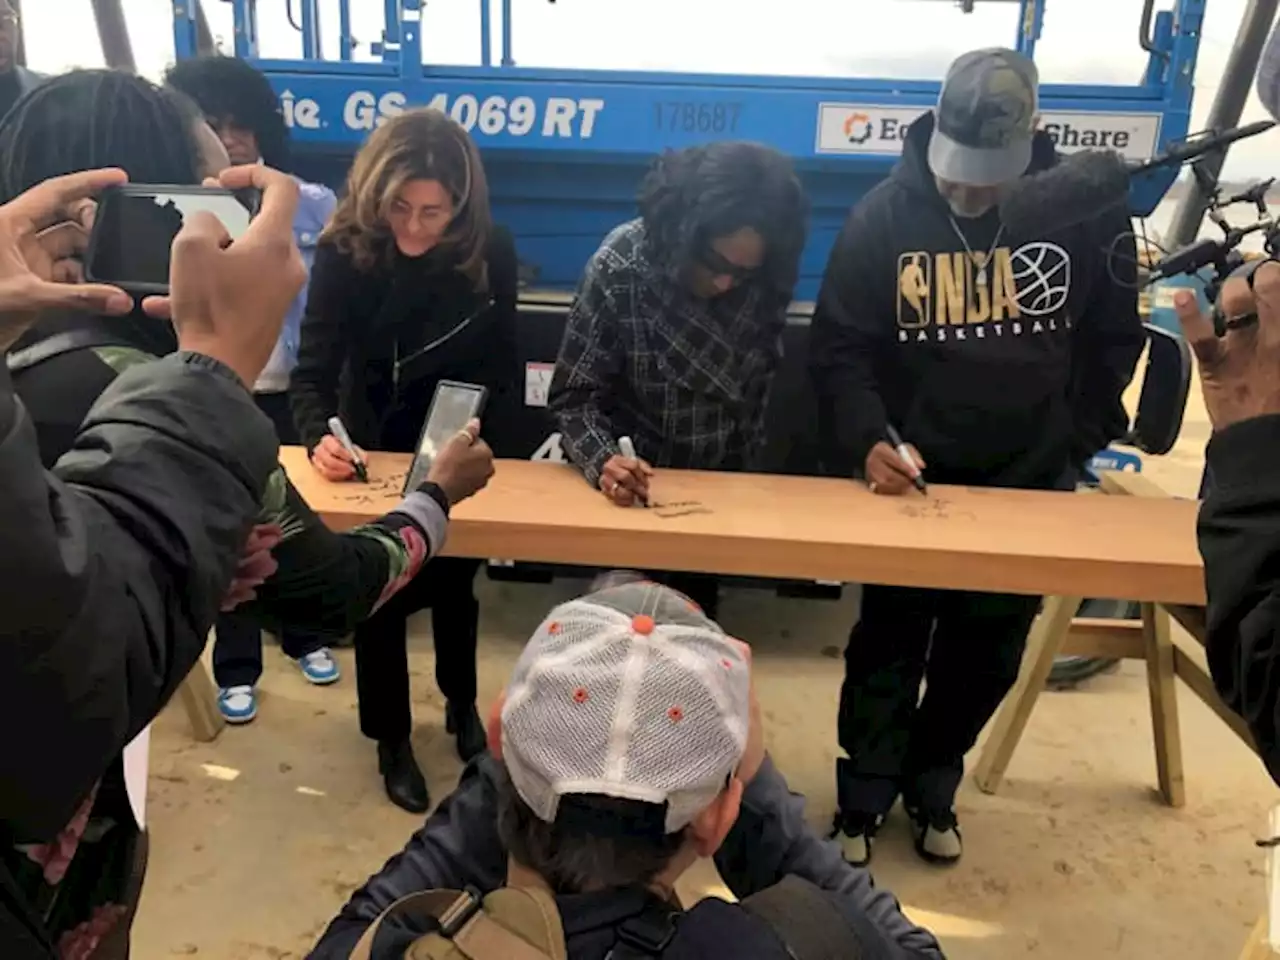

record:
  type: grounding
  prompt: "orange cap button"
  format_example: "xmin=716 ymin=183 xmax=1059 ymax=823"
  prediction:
xmin=631 ymin=614 xmax=655 ymax=635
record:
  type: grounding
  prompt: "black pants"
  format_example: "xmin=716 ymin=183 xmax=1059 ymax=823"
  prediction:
xmin=212 ymin=389 xmax=332 ymax=687
xmin=647 ymin=570 xmax=720 ymax=622
xmin=353 ymin=556 xmax=482 ymax=742
xmin=836 ymin=584 xmax=1041 ymax=817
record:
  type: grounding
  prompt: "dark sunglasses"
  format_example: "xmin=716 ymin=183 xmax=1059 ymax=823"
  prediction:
xmin=699 ymin=247 xmax=758 ymax=282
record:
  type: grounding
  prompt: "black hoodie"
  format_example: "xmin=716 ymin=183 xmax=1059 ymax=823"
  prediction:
xmin=809 ymin=113 xmax=1144 ymax=488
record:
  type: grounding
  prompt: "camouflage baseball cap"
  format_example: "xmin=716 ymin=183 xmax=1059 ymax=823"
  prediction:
xmin=928 ymin=47 xmax=1039 ymax=187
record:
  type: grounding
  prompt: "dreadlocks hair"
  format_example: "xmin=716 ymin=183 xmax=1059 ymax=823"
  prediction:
xmin=323 ymin=108 xmax=492 ymax=290
xmin=637 ymin=141 xmax=809 ymax=308
xmin=0 ymin=69 xmax=203 ymax=203
xmin=165 ymin=55 xmax=290 ymax=171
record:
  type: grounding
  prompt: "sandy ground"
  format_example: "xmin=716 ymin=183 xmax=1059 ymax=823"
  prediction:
xmin=130 ymin=374 xmax=1279 ymax=959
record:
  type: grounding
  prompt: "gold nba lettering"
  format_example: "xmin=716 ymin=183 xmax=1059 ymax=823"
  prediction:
xmin=896 ymin=252 xmax=931 ymax=329
xmin=989 ymin=249 xmax=1020 ymax=321
xmin=935 ymin=252 xmax=966 ymax=325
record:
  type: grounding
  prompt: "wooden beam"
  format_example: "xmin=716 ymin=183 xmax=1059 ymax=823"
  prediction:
xmin=1063 ymin=617 xmax=1145 ymax=659
xmin=1171 ymin=643 xmax=1257 ymax=751
xmin=1097 ymin=469 xmax=1176 ymax=499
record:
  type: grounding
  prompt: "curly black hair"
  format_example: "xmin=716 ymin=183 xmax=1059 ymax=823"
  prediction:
xmin=0 ymin=69 xmax=203 ymax=202
xmin=165 ymin=55 xmax=290 ymax=170
xmin=637 ymin=141 xmax=808 ymax=306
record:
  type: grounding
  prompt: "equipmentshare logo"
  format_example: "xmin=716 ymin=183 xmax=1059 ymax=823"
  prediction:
xmin=815 ymin=103 xmax=1162 ymax=162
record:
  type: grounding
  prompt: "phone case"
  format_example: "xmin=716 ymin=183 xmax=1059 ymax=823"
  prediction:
xmin=403 ymin=380 xmax=490 ymax=495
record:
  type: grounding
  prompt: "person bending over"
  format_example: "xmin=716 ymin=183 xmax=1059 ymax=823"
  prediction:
xmin=1 ymin=73 xmax=493 ymax=706
xmin=808 ymin=48 xmax=1144 ymax=866
xmin=0 ymin=164 xmax=299 ymax=958
xmin=291 ymin=108 xmax=520 ymax=813
xmin=548 ymin=142 xmax=807 ymax=618
xmin=309 ymin=580 xmax=944 ymax=959
xmin=166 ymin=54 xmax=342 ymax=724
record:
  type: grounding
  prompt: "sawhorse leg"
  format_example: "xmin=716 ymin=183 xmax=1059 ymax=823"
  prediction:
xmin=176 ymin=660 xmax=224 ymax=743
xmin=1141 ymin=602 xmax=1185 ymax=807
xmin=973 ymin=595 xmax=1081 ymax=794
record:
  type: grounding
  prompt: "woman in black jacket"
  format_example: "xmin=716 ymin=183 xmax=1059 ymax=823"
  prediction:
xmin=291 ymin=108 xmax=519 ymax=813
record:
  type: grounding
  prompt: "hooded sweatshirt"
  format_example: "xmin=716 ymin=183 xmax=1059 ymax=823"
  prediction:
xmin=809 ymin=113 xmax=1144 ymax=488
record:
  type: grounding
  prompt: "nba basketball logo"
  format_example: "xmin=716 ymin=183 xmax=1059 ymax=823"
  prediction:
xmin=1009 ymin=241 xmax=1071 ymax=317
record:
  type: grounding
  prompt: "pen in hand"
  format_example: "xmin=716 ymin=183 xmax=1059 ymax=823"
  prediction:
xmin=327 ymin=415 xmax=369 ymax=483
xmin=885 ymin=424 xmax=927 ymax=495
xmin=618 ymin=436 xmax=649 ymax=508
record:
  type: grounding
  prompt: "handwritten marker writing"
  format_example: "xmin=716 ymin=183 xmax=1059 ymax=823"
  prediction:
xmin=617 ymin=435 xmax=648 ymax=508
xmin=327 ymin=416 xmax=369 ymax=483
xmin=885 ymin=423 xmax=927 ymax=496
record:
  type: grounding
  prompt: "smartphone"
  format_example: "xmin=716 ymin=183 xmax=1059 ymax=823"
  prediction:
xmin=404 ymin=380 xmax=489 ymax=494
xmin=84 ymin=184 xmax=259 ymax=295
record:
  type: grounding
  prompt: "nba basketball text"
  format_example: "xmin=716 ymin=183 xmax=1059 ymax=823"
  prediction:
xmin=895 ymin=241 xmax=1073 ymax=344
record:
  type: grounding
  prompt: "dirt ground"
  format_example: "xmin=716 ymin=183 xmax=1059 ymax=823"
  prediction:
xmin=130 ymin=377 xmax=1278 ymax=959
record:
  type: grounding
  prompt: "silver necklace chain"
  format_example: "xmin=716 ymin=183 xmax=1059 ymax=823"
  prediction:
xmin=946 ymin=215 xmax=1005 ymax=287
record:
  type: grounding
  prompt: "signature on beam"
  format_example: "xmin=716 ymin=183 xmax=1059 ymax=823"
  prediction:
xmin=649 ymin=499 xmax=713 ymax=519
xmin=897 ymin=498 xmax=977 ymax=521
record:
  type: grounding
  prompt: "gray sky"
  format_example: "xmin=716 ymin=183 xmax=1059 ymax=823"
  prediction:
xmin=24 ymin=0 xmax=1280 ymax=178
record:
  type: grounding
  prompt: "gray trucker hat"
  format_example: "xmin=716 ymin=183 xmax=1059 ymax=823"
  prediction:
xmin=928 ymin=47 xmax=1039 ymax=187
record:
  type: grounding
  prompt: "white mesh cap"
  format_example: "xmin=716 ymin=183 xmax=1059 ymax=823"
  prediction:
xmin=500 ymin=580 xmax=752 ymax=835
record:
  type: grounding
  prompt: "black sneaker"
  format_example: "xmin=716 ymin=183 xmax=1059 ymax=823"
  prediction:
xmin=830 ymin=811 xmax=883 ymax=867
xmin=905 ymin=805 xmax=963 ymax=865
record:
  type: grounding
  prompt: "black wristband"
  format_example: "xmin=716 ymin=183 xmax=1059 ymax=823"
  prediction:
xmin=415 ymin=480 xmax=451 ymax=517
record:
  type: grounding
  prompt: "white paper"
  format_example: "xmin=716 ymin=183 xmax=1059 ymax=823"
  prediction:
xmin=122 ymin=726 xmax=151 ymax=829
xmin=524 ymin=362 xmax=553 ymax=408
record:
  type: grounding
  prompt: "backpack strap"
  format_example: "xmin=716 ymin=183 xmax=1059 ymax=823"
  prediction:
xmin=6 ymin=328 xmax=125 ymax=375
xmin=349 ymin=886 xmax=565 ymax=960
xmin=740 ymin=875 xmax=868 ymax=960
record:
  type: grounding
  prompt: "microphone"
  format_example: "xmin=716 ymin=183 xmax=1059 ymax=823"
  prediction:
xmin=998 ymin=120 xmax=1278 ymax=236
xmin=997 ymin=149 xmax=1129 ymax=236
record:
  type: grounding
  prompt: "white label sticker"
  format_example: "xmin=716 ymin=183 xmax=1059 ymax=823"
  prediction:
xmin=525 ymin=361 xmax=554 ymax=408
xmin=815 ymin=104 xmax=1162 ymax=163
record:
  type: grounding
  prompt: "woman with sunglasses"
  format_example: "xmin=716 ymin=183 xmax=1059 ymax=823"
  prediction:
xmin=548 ymin=142 xmax=808 ymax=618
xmin=291 ymin=108 xmax=519 ymax=814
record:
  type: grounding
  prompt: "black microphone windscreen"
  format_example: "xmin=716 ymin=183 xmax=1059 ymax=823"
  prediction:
xmin=997 ymin=150 xmax=1131 ymax=236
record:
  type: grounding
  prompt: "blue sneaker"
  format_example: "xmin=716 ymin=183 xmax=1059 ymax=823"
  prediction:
xmin=217 ymin=685 xmax=258 ymax=724
xmin=297 ymin=648 xmax=340 ymax=686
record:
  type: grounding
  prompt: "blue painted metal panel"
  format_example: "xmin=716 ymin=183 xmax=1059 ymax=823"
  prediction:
xmin=181 ymin=0 xmax=1205 ymax=300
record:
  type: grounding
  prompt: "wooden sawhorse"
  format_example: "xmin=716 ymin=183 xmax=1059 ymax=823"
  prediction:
xmin=972 ymin=469 xmax=1273 ymax=959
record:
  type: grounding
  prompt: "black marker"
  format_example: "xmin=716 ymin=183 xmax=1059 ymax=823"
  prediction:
xmin=885 ymin=424 xmax=927 ymax=495
xmin=328 ymin=415 xmax=369 ymax=483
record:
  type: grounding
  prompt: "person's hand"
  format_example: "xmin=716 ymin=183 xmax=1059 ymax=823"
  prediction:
xmin=728 ymin=639 xmax=766 ymax=786
xmin=864 ymin=440 xmax=925 ymax=496
xmin=600 ymin=453 xmax=653 ymax=506
xmin=221 ymin=523 xmax=282 ymax=611
xmin=426 ymin=419 xmax=496 ymax=505
xmin=0 ymin=168 xmax=134 ymax=349
xmin=310 ymin=433 xmax=366 ymax=482
xmin=1174 ymin=261 xmax=1280 ymax=430
xmin=141 ymin=164 xmax=303 ymax=386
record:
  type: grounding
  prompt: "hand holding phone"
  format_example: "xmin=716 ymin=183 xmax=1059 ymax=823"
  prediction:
xmin=404 ymin=380 xmax=490 ymax=495
xmin=140 ymin=165 xmax=304 ymax=386
xmin=425 ymin=419 xmax=495 ymax=506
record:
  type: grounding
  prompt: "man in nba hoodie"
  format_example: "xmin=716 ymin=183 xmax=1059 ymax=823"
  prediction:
xmin=809 ymin=48 xmax=1143 ymax=867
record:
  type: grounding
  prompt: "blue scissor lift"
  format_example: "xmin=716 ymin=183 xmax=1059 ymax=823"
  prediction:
xmin=174 ymin=0 xmax=1205 ymax=302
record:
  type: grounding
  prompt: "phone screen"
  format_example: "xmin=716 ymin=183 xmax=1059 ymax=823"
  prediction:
xmin=88 ymin=188 xmax=254 ymax=291
xmin=404 ymin=381 xmax=488 ymax=493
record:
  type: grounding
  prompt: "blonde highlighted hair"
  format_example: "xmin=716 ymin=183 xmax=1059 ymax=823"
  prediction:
xmin=323 ymin=108 xmax=492 ymax=289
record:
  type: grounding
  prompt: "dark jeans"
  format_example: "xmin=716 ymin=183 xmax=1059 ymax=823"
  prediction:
xmin=836 ymin=585 xmax=1040 ymax=817
xmin=353 ymin=556 xmax=482 ymax=743
xmin=213 ymin=389 xmax=333 ymax=687
xmin=212 ymin=613 xmax=330 ymax=687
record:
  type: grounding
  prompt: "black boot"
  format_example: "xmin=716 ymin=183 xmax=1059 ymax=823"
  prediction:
xmin=445 ymin=702 xmax=486 ymax=763
xmin=377 ymin=738 xmax=429 ymax=813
